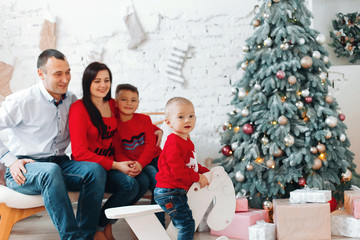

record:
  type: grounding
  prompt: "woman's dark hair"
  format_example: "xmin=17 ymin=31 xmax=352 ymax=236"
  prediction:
xmin=82 ymin=62 xmax=112 ymax=136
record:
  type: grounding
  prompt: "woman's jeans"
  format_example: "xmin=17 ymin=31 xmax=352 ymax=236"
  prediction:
xmin=5 ymin=156 xmax=106 ymax=240
xmin=154 ymin=188 xmax=195 ymax=240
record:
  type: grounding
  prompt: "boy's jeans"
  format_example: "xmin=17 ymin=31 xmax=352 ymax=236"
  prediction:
xmin=154 ymin=188 xmax=195 ymax=240
xmin=5 ymin=156 xmax=106 ymax=240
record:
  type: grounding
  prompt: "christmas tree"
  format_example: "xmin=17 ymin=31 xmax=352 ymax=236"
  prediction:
xmin=216 ymin=0 xmax=360 ymax=209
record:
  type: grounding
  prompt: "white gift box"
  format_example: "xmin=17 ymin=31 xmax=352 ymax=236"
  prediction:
xmin=331 ymin=208 xmax=360 ymax=238
xmin=289 ymin=188 xmax=331 ymax=203
xmin=248 ymin=220 xmax=276 ymax=240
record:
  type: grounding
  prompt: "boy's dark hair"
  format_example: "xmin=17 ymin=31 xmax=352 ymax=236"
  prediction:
xmin=115 ymin=83 xmax=139 ymax=98
xmin=37 ymin=49 xmax=66 ymax=72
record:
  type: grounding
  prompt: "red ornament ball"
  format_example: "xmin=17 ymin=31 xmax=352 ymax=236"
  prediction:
xmin=242 ymin=123 xmax=254 ymax=135
xmin=276 ymin=70 xmax=286 ymax=79
xmin=339 ymin=113 xmax=346 ymax=121
xmin=298 ymin=177 xmax=306 ymax=187
xmin=328 ymin=197 xmax=337 ymax=212
xmin=221 ymin=145 xmax=232 ymax=156
xmin=304 ymin=96 xmax=313 ymax=103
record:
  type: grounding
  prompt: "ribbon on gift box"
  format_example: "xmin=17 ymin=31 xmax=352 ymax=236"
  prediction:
xmin=289 ymin=186 xmax=331 ymax=203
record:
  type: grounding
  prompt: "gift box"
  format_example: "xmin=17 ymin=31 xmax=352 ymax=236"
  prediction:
xmin=331 ymin=208 xmax=360 ymax=238
xmin=210 ymin=209 xmax=269 ymax=240
xmin=344 ymin=190 xmax=360 ymax=218
xmin=273 ymin=199 xmax=331 ymax=240
xmin=248 ymin=220 xmax=275 ymax=240
xmin=289 ymin=188 xmax=331 ymax=203
xmin=235 ymin=196 xmax=248 ymax=212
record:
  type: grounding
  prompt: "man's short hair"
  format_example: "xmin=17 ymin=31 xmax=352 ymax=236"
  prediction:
xmin=165 ymin=97 xmax=193 ymax=117
xmin=37 ymin=49 xmax=66 ymax=72
xmin=115 ymin=84 xmax=139 ymax=98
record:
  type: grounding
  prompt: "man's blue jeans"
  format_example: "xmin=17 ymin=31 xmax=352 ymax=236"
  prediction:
xmin=5 ymin=156 xmax=106 ymax=240
xmin=154 ymin=188 xmax=195 ymax=240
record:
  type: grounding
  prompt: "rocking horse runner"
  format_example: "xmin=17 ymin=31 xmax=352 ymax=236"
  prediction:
xmin=105 ymin=166 xmax=235 ymax=240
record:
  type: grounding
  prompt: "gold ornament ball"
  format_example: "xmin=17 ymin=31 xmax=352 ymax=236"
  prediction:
xmin=342 ymin=169 xmax=352 ymax=182
xmin=253 ymin=19 xmax=261 ymax=27
xmin=317 ymin=143 xmax=326 ymax=153
xmin=263 ymin=200 xmax=273 ymax=211
xmin=273 ymin=148 xmax=284 ymax=157
xmin=246 ymin=163 xmax=254 ymax=171
xmin=310 ymin=147 xmax=318 ymax=154
xmin=278 ymin=115 xmax=288 ymax=125
xmin=266 ymin=158 xmax=275 ymax=168
xmin=288 ymin=75 xmax=297 ymax=85
xmin=300 ymin=56 xmax=313 ymax=68
xmin=325 ymin=95 xmax=333 ymax=104
xmin=312 ymin=157 xmax=322 ymax=170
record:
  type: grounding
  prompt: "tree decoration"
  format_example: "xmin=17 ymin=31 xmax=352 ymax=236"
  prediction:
xmin=324 ymin=129 xmax=332 ymax=139
xmin=312 ymin=51 xmax=321 ymax=59
xmin=262 ymin=200 xmax=273 ymax=211
xmin=273 ymin=0 xmax=281 ymax=2
xmin=323 ymin=56 xmax=330 ymax=64
xmin=254 ymin=83 xmax=261 ymax=91
xmin=243 ymin=123 xmax=254 ymax=135
xmin=231 ymin=141 xmax=239 ymax=150
xmin=329 ymin=12 xmax=360 ymax=63
xmin=261 ymin=136 xmax=269 ymax=145
xmin=300 ymin=56 xmax=313 ymax=68
xmin=339 ymin=113 xmax=346 ymax=121
xmin=273 ymin=148 xmax=284 ymax=158
xmin=304 ymin=96 xmax=313 ymax=103
xmin=312 ymin=157 xmax=322 ymax=170
xmin=266 ymin=158 xmax=275 ymax=168
xmin=298 ymin=38 xmax=305 ymax=45
xmin=342 ymin=168 xmax=352 ymax=181
xmin=276 ymin=70 xmax=286 ymax=79
xmin=221 ymin=145 xmax=232 ymax=156
xmin=238 ymin=88 xmax=247 ymax=99
xmin=317 ymin=143 xmax=326 ymax=153
xmin=234 ymin=126 xmax=241 ymax=133
xmin=280 ymin=42 xmax=289 ymax=50
xmin=235 ymin=171 xmax=245 ymax=182
xmin=296 ymin=101 xmax=304 ymax=109
xmin=284 ymin=134 xmax=295 ymax=146
xmin=264 ymin=38 xmax=273 ymax=47
xmin=253 ymin=19 xmax=261 ymax=27
xmin=301 ymin=89 xmax=310 ymax=97
xmin=241 ymin=108 xmax=250 ymax=117
xmin=316 ymin=34 xmax=326 ymax=45
xmin=319 ymin=72 xmax=327 ymax=81
xmin=339 ymin=134 xmax=347 ymax=142
xmin=246 ymin=163 xmax=254 ymax=171
xmin=278 ymin=115 xmax=288 ymax=125
xmin=298 ymin=177 xmax=306 ymax=186
xmin=325 ymin=116 xmax=338 ymax=128
xmin=310 ymin=146 xmax=318 ymax=154
xmin=223 ymin=121 xmax=231 ymax=130
xmin=241 ymin=62 xmax=247 ymax=70
xmin=288 ymin=75 xmax=297 ymax=85
xmin=325 ymin=94 xmax=334 ymax=104
xmin=243 ymin=45 xmax=250 ymax=52
xmin=232 ymin=87 xmax=238 ymax=95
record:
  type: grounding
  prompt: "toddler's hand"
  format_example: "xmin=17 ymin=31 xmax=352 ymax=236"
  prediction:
xmin=198 ymin=174 xmax=209 ymax=188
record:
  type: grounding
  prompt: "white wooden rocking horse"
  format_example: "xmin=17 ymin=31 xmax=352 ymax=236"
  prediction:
xmin=105 ymin=166 xmax=235 ymax=240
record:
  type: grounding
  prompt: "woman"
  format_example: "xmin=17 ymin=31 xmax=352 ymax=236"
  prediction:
xmin=69 ymin=62 xmax=150 ymax=240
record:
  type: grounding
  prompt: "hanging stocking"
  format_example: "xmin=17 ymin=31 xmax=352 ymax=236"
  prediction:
xmin=123 ymin=4 xmax=146 ymax=49
xmin=0 ymin=61 xmax=14 ymax=97
xmin=166 ymin=41 xmax=189 ymax=83
xmin=39 ymin=11 xmax=56 ymax=51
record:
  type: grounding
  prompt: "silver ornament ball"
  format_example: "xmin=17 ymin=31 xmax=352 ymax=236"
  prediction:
xmin=296 ymin=101 xmax=304 ymax=109
xmin=254 ymin=83 xmax=261 ymax=91
xmin=284 ymin=134 xmax=295 ymax=146
xmin=264 ymin=38 xmax=273 ymax=47
xmin=263 ymin=200 xmax=273 ymax=211
xmin=312 ymin=51 xmax=321 ymax=59
xmin=323 ymin=56 xmax=330 ymax=64
xmin=298 ymin=38 xmax=305 ymax=45
xmin=301 ymin=89 xmax=310 ymax=97
xmin=238 ymin=88 xmax=247 ymax=100
xmin=235 ymin=171 xmax=245 ymax=182
xmin=316 ymin=34 xmax=326 ymax=45
xmin=261 ymin=136 xmax=269 ymax=145
xmin=325 ymin=116 xmax=338 ymax=128
xmin=340 ymin=134 xmax=347 ymax=142
xmin=241 ymin=108 xmax=250 ymax=117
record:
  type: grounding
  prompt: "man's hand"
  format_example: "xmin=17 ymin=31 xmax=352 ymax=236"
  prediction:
xmin=9 ymin=159 xmax=35 ymax=185
xmin=198 ymin=174 xmax=209 ymax=189
xmin=154 ymin=129 xmax=163 ymax=147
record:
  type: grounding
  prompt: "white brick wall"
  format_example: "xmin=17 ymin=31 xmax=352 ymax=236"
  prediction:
xmin=0 ymin=0 xmax=258 ymax=163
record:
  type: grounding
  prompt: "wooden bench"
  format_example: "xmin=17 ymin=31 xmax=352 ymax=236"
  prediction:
xmin=0 ymin=112 xmax=165 ymax=240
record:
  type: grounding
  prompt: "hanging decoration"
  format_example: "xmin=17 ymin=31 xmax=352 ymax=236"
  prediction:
xmin=123 ymin=3 xmax=146 ymax=49
xmin=0 ymin=61 xmax=14 ymax=98
xmin=329 ymin=12 xmax=360 ymax=63
xmin=166 ymin=41 xmax=189 ymax=84
xmin=39 ymin=11 xmax=56 ymax=51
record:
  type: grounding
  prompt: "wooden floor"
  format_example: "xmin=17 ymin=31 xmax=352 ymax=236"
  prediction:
xmin=6 ymin=202 xmax=359 ymax=240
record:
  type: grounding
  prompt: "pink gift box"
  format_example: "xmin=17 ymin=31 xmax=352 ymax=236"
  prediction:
xmin=210 ymin=209 xmax=269 ymax=240
xmin=353 ymin=199 xmax=360 ymax=219
xmin=235 ymin=197 xmax=248 ymax=212
xmin=344 ymin=190 xmax=360 ymax=218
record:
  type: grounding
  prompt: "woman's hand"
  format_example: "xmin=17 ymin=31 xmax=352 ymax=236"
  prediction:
xmin=112 ymin=161 xmax=140 ymax=177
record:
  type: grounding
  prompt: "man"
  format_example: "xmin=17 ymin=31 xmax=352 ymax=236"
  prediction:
xmin=0 ymin=49 xmax=106 ymax=240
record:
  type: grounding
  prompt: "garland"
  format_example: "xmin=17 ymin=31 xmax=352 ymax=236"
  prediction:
xmin=329 ymin=12 xmax=360 ymax=63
